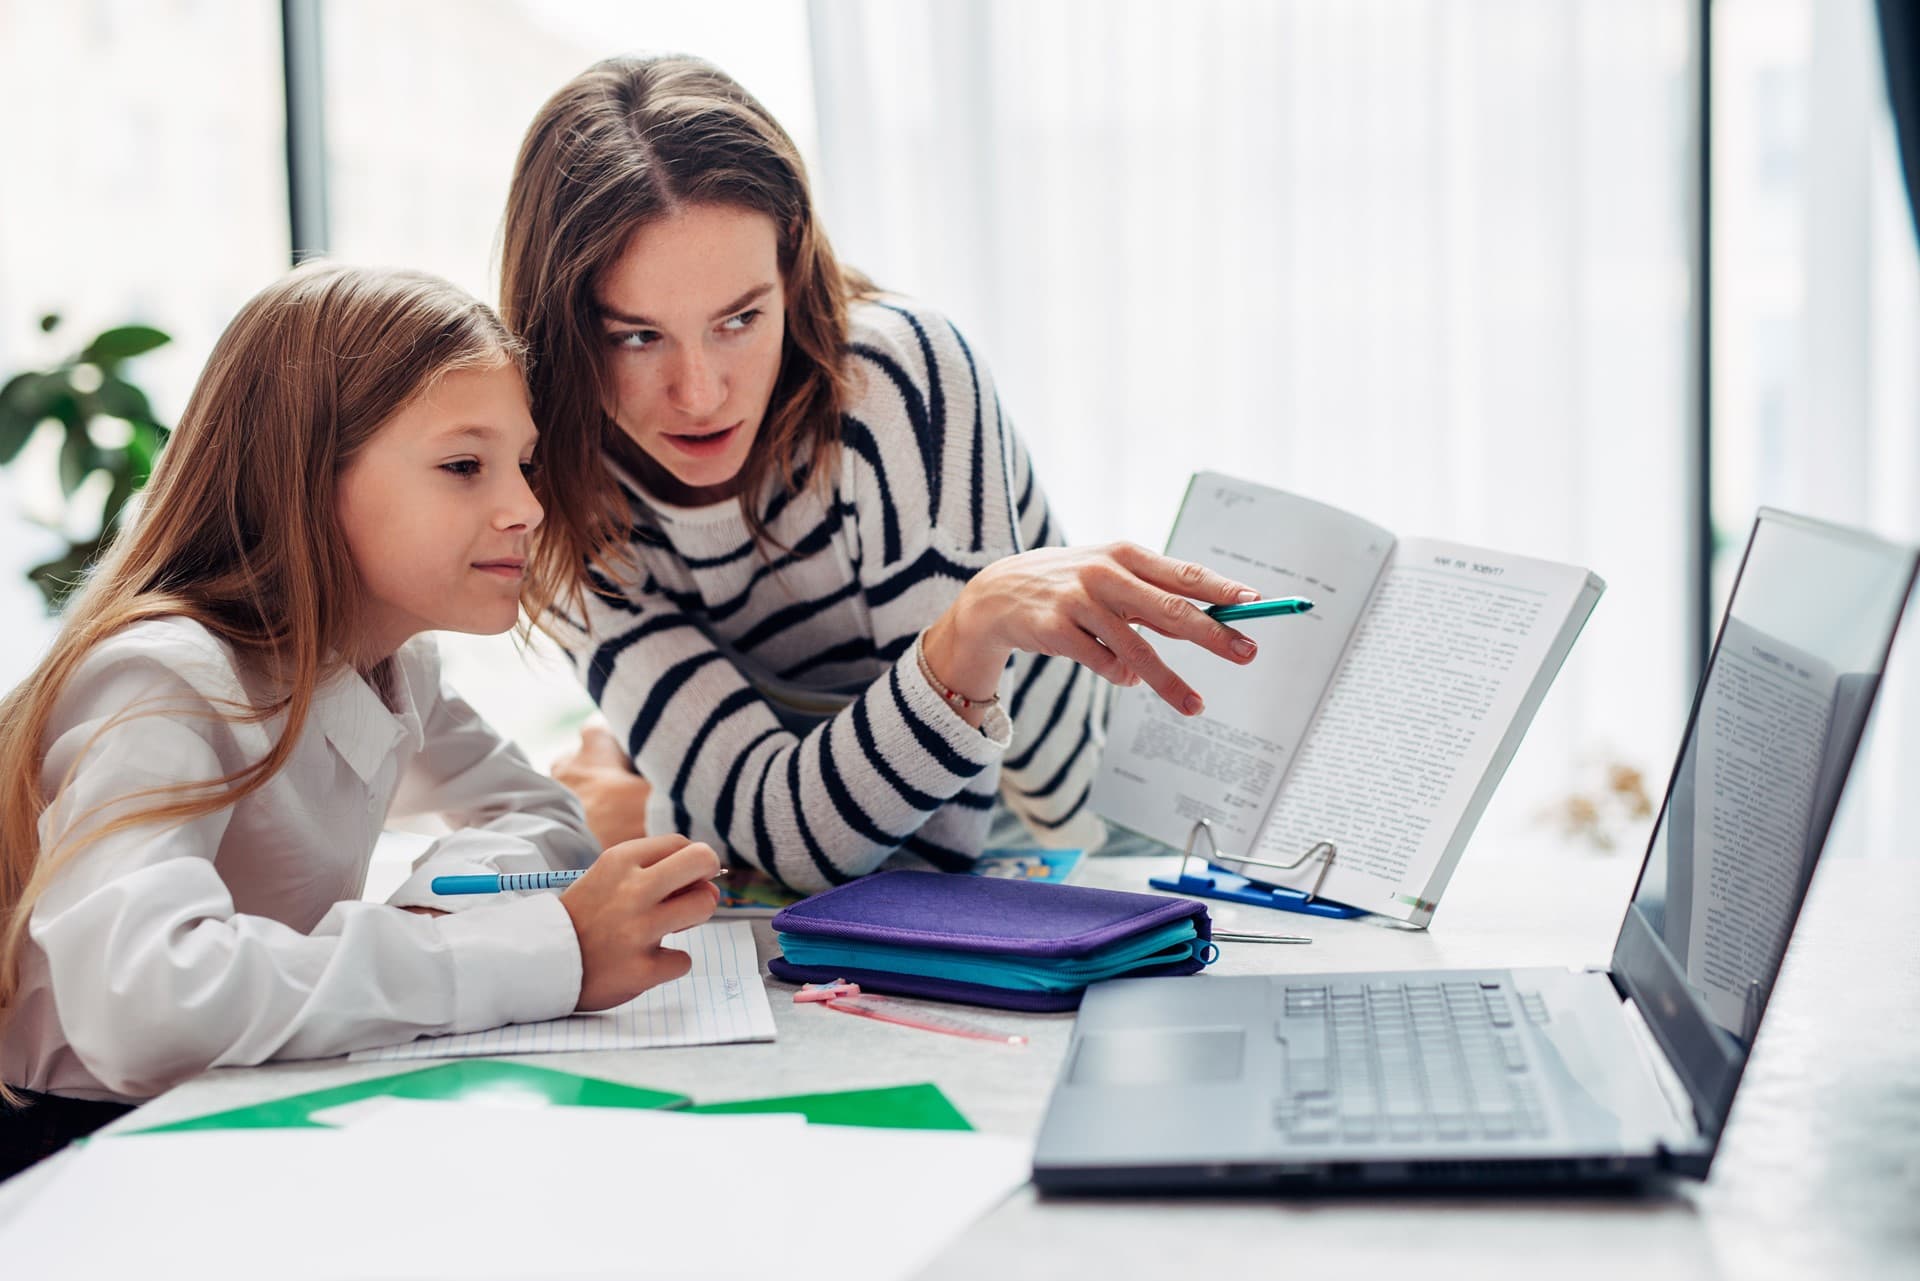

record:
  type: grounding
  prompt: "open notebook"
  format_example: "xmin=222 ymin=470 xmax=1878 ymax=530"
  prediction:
xmin=350 ymin=920 xmax=775 ymax=1061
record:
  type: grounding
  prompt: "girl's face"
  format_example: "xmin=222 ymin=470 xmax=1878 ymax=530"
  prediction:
xmin=335 ymin=360 xmax=543 ymax=661
xmin=594 ymin=203 xmax=787 ymax=504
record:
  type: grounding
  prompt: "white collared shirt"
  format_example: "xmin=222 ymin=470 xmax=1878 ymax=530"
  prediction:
xmin=2 ymin=618 xmax=593 ymax=1102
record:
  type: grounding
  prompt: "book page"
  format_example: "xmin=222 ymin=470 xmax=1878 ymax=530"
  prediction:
xmin=1243 ymin=537 xmax=1599 ymax=920
xmin=1683 ymin=617 xmax=1835 ymax=1035
xmin=1091 ymin=474 xmax=1393 ymax=853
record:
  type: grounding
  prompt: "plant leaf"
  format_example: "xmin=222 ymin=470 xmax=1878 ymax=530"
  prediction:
xmin=99 ymin=463 xmax=137 ymax=534
xmin=28 ymin=538 xmax=101 ymax=612
xmin=57 ymin=425 xmax=96 ymax=496
xmin=1 ymin=370 xmax=59 ymax=420
xmin=94 ymin=375 xmax=154 ymax=424
xmin=81 ymin=325 xmax=171 ymax=363
xmin=126 ymin=420 xmax=165 ymax=485
xmin=0 ymin=406 xmax=33 ymax=464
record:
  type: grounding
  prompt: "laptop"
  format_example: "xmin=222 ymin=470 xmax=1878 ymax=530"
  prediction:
xmin=1033 ymin=509 xmax=1918 ymax=1192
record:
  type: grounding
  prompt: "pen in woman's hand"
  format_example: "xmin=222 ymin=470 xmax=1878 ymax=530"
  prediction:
xmin=1205 ymin=597 xmax=1314 ymax=623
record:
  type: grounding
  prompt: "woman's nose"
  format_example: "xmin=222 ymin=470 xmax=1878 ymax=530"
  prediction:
xmin=668 ymin=344 xmax=726 ymax=418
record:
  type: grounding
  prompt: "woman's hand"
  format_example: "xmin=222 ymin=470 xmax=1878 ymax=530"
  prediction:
xmin=560 ymin=833 xmax=722 ymax=1011
xmin=922 ymin=543 xmax=1262 ymax=723
xmin=552 ymin=721 xmax=652 ymax=847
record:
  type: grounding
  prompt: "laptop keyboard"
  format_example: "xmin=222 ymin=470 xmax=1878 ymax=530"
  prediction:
xmin=1272 ymin=978 xmax=1551 ymax=1144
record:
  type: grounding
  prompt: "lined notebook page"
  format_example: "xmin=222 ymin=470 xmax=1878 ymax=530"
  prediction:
xmin=350 ymin=921 xmax=775 ymax=1062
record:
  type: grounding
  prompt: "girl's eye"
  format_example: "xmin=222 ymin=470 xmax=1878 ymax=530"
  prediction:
xmin=519 ymin=460 xmax=541 ymax=479
xmin=440 ymin=459 xmax=482 ymax=478
xmin=611 ymin=329 xmax=659 ymax=351
xmin=721 ymin=308 xmax=760 ymax=333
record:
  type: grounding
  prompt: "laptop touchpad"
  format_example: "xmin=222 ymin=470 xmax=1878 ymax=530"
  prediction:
xmin=1069 ymin=1028 xmax=1245 ymax=1087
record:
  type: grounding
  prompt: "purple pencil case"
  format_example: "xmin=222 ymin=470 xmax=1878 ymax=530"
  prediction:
xmin=766 ymin=869 xmax=1213 ymax=1012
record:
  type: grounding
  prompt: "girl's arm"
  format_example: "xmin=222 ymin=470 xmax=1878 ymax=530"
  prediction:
xmin=383 ymin=649 xmax=600 ymax=912
xmin=29 ymin=652 xmax=582 ymax=1098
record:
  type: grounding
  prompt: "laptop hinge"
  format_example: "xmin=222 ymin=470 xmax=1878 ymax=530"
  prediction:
xmin=1615 ymin=981 xmax=1703 ymax=1141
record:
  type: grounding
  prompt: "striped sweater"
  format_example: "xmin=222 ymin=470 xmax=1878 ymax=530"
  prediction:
xmin=552 ymin=298 xmax=1108 ymax=893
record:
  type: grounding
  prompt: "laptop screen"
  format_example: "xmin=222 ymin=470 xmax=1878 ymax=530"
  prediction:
xmin=1611 ymin=509 xmax=1916 ymax=1142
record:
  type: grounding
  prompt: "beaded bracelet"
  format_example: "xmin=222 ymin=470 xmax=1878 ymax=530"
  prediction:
xmin=917 ymin=638 xmax=1001 ymax=713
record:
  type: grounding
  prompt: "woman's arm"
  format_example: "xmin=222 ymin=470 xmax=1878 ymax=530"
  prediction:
xmin=865 ymin=303 xmax=1261 ymax=847
xmin=559 ymin=574 xmax=1010 ymax=893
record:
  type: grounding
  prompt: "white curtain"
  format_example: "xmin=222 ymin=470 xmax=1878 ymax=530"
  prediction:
xmin=1712 ymin=0 xmax=1920 ymax=860
xmin=808 ymin=0 xmax=1697 ymax=842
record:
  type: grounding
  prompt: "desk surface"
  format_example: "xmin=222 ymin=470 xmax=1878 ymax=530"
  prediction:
xmin=70 ymin=844 xmax=1920 ymax=1280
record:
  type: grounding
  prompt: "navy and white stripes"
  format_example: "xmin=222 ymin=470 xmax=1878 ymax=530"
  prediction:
xmin=553 ymin=298 xmax=1106 ymax=893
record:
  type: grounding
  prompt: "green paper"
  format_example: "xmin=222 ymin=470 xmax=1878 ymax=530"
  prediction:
xmin=687 ymin=1082 xmax=972 ymax=1131
xmin=138 ymin=1060 xmax=688 ymax=1134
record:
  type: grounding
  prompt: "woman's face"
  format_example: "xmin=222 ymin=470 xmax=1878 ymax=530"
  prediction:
xmin=595 ymin=203 xmax=787 ymax=504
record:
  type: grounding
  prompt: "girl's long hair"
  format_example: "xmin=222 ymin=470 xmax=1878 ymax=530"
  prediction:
xmin=0 ymin=263 xmax=527 ymax=1084
xmin=500 ymin=53 xmax=874 ymax=611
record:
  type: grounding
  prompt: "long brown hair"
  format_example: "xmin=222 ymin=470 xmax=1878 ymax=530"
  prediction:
xmin=0 ymin=263 xmax=527 ymax=1081
xmin=500 ymin=53 xmax=873 ymax=609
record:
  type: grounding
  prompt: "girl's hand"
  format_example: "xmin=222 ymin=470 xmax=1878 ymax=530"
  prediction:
xmin=922 ymin=543 xmax=1262 ymax=722
xmin=552 ymin=721 xmax=652 ymax=847
xmin=559 ymin=833 xmax=722 ymax=1011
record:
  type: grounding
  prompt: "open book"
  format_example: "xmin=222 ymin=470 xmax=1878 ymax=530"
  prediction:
xmin=1091 ymin=473 xmax=1604 ymax=926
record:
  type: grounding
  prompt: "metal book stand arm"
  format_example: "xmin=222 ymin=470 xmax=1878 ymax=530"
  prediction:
xmin=1180 ymin=818 xmax=1338 ymax=905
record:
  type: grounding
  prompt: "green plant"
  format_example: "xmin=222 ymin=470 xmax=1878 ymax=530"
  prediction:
xmin=0 ymin=315 xmax=171 ymax=610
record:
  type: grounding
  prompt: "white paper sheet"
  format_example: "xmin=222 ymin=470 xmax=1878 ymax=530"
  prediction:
xmin=349 ymin=920 xmax=775 ymax=1062
xmin=0 ymin=1103 xmax=1032 ymax=1281
xmin=307 ymin=1095 xmax=809 ymax=1134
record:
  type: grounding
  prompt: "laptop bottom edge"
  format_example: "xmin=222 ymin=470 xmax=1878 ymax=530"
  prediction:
xmin=1032 ymin=1149 xmax=1670 ymax=1196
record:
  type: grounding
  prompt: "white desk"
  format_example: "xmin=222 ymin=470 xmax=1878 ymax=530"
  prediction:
xmin=34 ymin=841 xmax=1920 ymax=1281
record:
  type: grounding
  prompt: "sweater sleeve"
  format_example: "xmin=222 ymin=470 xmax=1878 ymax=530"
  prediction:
xmin=558 ymin=565 xmax=1012 ymax=893
xmin=844 ymin=302 xmax=1109 ymax=852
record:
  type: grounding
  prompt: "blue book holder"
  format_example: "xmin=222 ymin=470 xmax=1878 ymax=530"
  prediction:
xmin=1147 ymin=819 xmax=1368 ymax=921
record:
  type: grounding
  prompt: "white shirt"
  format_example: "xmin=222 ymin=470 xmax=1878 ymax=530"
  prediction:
xmin=2 ymin=618 xmax=593 ymax=1103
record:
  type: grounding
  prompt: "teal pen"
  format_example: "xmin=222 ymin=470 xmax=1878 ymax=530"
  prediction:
xmin=1206 ymin=596 xmax=1314 ymax=623
xmin=430 ymin=868 xmax=729 ymax=895
xmin=431 ymin=869 xmax=587 ymax=894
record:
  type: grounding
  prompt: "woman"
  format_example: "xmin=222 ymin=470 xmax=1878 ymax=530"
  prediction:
xmin=505 ymin=55 xmax=1264 ymax=893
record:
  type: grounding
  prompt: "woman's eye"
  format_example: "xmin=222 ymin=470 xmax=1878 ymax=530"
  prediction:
xmin=611 ymin=329 xmax=659 ymax=351
xmin=440 ymin=459 xmax=482 ymax=478
xmin=721 ymin=308 xmax=760 ymax=333
xmin=519 ymin=460 xmax=541 ymax=479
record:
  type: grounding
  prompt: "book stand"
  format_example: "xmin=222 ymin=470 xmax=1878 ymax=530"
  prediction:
xmin=1149 ymin=818 xmax=1367 ymax=920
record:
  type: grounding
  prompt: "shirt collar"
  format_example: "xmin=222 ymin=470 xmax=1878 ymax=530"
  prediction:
xmin=314 ymin=655 xmax=427 ymax=783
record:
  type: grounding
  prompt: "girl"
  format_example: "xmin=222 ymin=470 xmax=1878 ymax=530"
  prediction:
xmin=0 ymin=263 xmax=720 ymax=1177
xmin=506 ymin=55 xmax=1265 ymax=894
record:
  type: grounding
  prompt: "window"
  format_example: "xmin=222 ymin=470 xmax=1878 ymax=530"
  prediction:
xmin=0 ymin=0 xmax=288 ymax=686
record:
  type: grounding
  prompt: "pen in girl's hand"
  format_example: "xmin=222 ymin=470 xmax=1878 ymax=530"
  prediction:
xmin=429 ymin=866 xmax=730 ymax=895
xmin=1206 ymin=596 xmax=1314 ymax=623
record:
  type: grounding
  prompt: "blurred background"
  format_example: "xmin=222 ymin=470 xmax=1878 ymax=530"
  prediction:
xmin=1 ymin=0 xmax=1914 ymax=861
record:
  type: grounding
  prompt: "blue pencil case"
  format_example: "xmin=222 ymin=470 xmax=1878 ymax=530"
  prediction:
xmin=766 ymin=870 xmax=1215 ymax=1012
